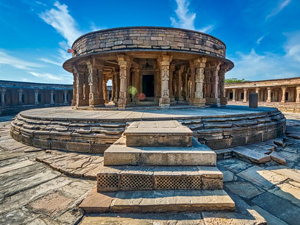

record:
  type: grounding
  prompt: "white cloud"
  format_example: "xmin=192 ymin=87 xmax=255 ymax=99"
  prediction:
xmin=199 ymin=24 xmax=215 ymax=33
xmin=227 ymin=31 xmax=300 ymax=81
xmin=284 ymin=31 xmax=300 ymax=63
xmin=256 ymin=35 xmax=267 ymax=45
xmin=170 ymin=0 xmax=215 ymax=33
xmin=170 ymin=0 xmax=196 ymax=30
xmin=0 ymin=50 xmax=42 ymax=70
xmin=39 ymin=57 xmax=61 ymax=66
xmin=28 ymin=71 xmax=63 ymax=81
xmin=266 ymin=0 xmax=291 ymax=20
xmin=39 ymin=1 xmax=82 ymax=46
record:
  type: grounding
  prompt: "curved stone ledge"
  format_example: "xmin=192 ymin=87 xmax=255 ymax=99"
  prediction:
xmin=10 ymin=106 xmax=286 ymax=152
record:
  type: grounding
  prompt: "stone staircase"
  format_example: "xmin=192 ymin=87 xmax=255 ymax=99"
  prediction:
xmin=79 ymin=120 xmax=235 ymax=213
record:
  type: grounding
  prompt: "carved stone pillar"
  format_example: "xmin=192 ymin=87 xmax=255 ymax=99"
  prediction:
xmin=86 ymin=58 xmax=104 ymax=107
xmin=50 ymin=90 xmax=55 ymax=105
xmin=255 ymin=88 xmax=260 ymax=101
xmin=183 ymin=70 xmax=188 ymax=101
xmin=117 ymin=54 xmax=131 ymax=109
xmin=103 ymin=79 xmax=108 ymax=103
xmin=71 ymin=76 xmax=77 ymax=106
xmin=1 ymin=88 xmax=6 ymax=106
xmin=177 ymin=66 xmax=184 ymax=102
xmin=281 ymin=86 xmax=287 ymax=103
xmin=155 ymin=68 xmax=161 ymax=102
xmin=34 ymin=89 xmax=39 ymax=105
xmin=212 ymin=62 xmax=221 ymax=106
xmin=113 ymin=72 xmax=118 ymax=102
xmin=189 ymin=61 xmax=196 ymax=101
xmin=219 ymin=64 xmax=228 ymax=106
xmin=243 ymin=88 xmax=248 ymax=103
xmin=267 ymin=87 xmax=272 ymax=102
xmin=73 ymin=65 xmax=84 ymax=107
xmin=190 ymin=57 xmax=207 ymax=106
xmin=18 ymin=89 xmax=23 ymax=104
xmin=133 ymin=65 xmax=140 ymax=104
xmin=232 ymin=89 xmax=236 ymax=101
xmin=296 ymin=86 xmax=300 ymax=103
xmin=64 ymin=90 xmax=68 ymax=104
xmin=157 ymin=54 xmax=172 ymax=108
xmin=169 ymin=65 xmax=175 ymax=102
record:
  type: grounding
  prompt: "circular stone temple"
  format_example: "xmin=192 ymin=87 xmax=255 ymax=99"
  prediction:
xmin=10 ymin=27 xmax=285 ymax=154
xmin=63 ymin=26 xmax=234 ymax=108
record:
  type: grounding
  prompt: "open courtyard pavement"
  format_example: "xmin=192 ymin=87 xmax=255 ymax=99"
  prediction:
xmin=1 ymin=112 xmax=300 ymax=225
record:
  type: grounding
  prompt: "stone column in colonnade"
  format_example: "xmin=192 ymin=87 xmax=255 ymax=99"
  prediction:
xmin=64 ymin=90 xmax=68 ymax=104
xmin=296 ymin=86 xmax=300 ymax=103
xmin=177 ymin=66 xmax=184 ymax=102
xmin=1 ymin=88 xmax=6 ymax=106
xmin=132 ymin=64 xmax=140 ymax=104
xmin=50 ymin=90 xmax=55 ymax=105
xmin=232 ymin=88 xmax=236 ymax=101
xmin=86 ymin=58 xmax=105 ymax=107
xmin=281 ymin=86 xmax=287 ymax=103
xmin=18 ymin=89 xmax=23 ymax=104
xmin=255 ymin=88 xmax=260 ymax=101
xmin=191 ymin=57 xmax=207 ymax=106
xmin=169 ymin=65 xmax=175 ymax=102
xmin=117 ymin=54 xmax=131 ymax=109
xmin=73 ymin=65 xmax=84 ymax=107
xmin=34 ymin=89 xmax=39 ymax=105
xmin=267 ymin=87 xmax=272 ymax=102
xmin=212 ymin=61 xmax=221 ymax=106
xmin=157 ymin=54 xmax=172 ymax=108
xmin=243 ymin=88 xmax=248 ymax=103
xmin=219 ymin=64 xmax=229 ymax=106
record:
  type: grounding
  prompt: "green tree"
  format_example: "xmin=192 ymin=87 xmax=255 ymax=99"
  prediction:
xmin=225 ymin=78 xmax=248 ymax=83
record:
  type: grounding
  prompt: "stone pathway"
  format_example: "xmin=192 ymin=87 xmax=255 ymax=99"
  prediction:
xmin=0 ymin=120 xmax=95 ymax=225
xmin=1 ymin=113 xmax=300 ymax=224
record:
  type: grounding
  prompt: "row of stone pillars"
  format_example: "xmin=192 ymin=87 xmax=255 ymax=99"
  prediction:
xmin=72 ymin=54 xmax=229 ymax=109
xmin=1 ymin=88 xmax=69 ymax=106
xmin=230 ymin=86 xmax=300 ymax=103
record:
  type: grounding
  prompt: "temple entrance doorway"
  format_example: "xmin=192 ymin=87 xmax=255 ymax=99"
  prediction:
xmin=142 ymin=75 xmax=154 ymax=100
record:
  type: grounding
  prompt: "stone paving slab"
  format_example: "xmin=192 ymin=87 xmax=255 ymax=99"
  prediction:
xmin=80 ymin=188 xmax=235 ymax=213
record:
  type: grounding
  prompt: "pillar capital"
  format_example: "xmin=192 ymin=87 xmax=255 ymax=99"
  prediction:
xmin=1 ymin=88 xmax=6 ymax=93
xmin=157 ymin=54 xmax=173 ymax=67
xmin=281 ymin=86 xmax=287 ymax=91
xmin=193 ymin=57 xmax=207 ymax=68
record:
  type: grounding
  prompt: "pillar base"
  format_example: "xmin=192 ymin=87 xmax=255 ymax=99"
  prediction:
xmin=220 ymin=97 xmax=227 ymax=106
xmin=159 ymin=97 xmax=170 ymax=108
xmin=189 ymin=98 xmax=206 ymax=106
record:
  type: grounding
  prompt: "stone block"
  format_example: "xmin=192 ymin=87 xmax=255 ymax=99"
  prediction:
xmin=124 ymin=121 xmax=193 ymax=147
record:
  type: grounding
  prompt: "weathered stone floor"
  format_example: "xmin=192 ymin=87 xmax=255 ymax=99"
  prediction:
xmin=1 ymin=113 xmax=300 ymax=224
xmin=0 ymin=118 xmax=95 ymax=225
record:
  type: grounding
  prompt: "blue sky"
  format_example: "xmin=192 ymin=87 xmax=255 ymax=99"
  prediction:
xmin=0 ymin=0 xmax=299 ymax=84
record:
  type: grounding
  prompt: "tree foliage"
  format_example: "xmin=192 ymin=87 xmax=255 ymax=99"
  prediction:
xmin=225 ymin=78 xmax=248 ymax=83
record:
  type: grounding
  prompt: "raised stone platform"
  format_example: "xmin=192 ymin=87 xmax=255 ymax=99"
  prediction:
xmin=10 ymin=105 xmax=286 ymax=153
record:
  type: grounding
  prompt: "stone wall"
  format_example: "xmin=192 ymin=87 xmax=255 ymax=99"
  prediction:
xmin=72 ymin=27 xmax=227 ymax=59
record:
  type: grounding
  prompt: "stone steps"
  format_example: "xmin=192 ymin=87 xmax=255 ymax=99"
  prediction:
xmin=104 ymin=137 xmax=216 ymax=166
xmin=97 ymin=166 xmax=223 ymax=192
xmin=79 ymin=188 xmax=235 ymax=213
